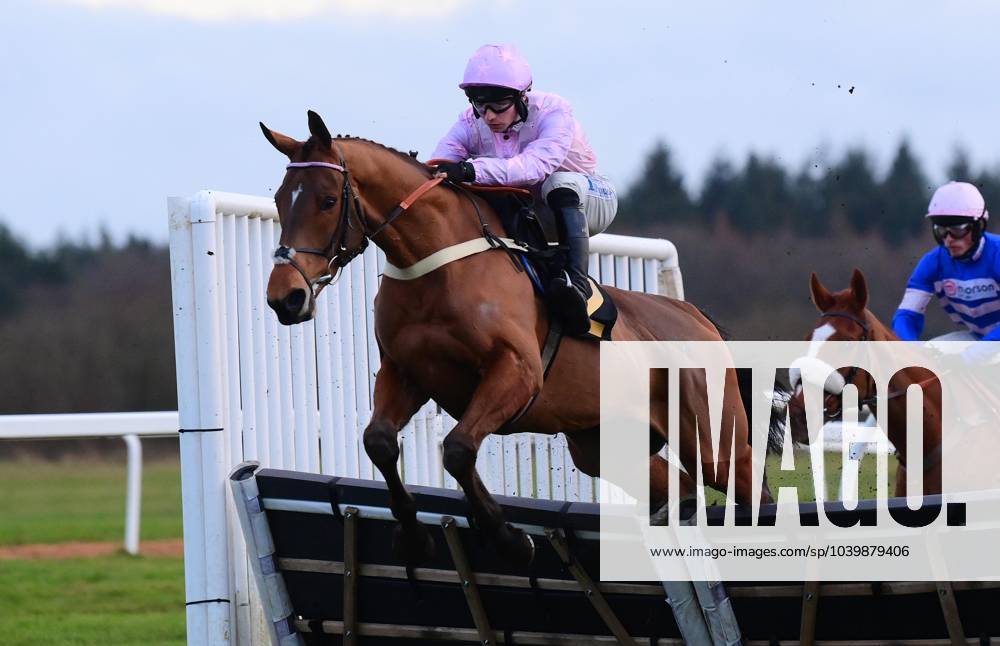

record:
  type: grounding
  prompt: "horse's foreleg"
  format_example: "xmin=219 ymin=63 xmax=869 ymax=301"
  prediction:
xmin=362 ymin=359 xmax=432 ymax=563
xmin=442 ymin=348 xmax=541 ymax=566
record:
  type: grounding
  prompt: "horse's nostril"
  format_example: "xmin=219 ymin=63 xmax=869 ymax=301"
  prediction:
xmin=285 ymin=289 xmax=307 ymax=314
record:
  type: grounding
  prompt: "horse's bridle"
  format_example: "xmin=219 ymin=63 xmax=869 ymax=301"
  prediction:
xmin=816 ymin=310 xmax=946 ymax=470
xmin=816 ymin=310 xmax=879 ymax=420
xmin=272 ymin=149 xmax=372 ymax=298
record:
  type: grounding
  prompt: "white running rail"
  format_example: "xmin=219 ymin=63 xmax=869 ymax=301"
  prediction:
xmin=0 ymin=411 xmax=179 ymax=555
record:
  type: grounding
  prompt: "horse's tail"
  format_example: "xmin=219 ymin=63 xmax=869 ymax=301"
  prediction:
xmin=763 ymin=375 xmax=792 ymax=455
xmin=698 ymin=307 xmax=785 ymax=455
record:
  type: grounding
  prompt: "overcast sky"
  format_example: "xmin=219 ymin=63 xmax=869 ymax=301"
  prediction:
xmin=2 ymin=0 xmax=999 ymax=247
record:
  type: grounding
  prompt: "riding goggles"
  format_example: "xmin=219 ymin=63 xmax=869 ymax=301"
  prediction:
xmin=470 ymin=98 xmax=515 ymax=116
xmin=932 ymin=222 xmax=974 ymax=242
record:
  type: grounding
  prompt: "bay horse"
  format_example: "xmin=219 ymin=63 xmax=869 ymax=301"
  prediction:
xmin=263 ymin=111 xmax=771 ymax=565
xmin=788 ymin=269 xmax=942 ymax=496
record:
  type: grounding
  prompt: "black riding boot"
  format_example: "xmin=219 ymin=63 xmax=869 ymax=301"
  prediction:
xmin=547 ymin=188 xmax=593 ymax=336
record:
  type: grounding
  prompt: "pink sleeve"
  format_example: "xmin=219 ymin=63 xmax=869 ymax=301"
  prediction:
xmin=431 ymin=115 xmax=473 ymax=162
xmin=468 ymin=107 xmax=574 ymax=186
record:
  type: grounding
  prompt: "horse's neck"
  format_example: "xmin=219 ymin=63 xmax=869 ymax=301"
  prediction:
xmin=343 ymin=141 xmax=503 ymax=268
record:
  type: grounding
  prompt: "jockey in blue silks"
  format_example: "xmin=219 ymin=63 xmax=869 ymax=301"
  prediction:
xmin=892 ymin=181 xmax=1000 ymax=364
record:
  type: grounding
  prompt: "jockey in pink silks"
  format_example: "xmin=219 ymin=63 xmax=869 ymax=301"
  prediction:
xmin=432 ymin=43 xmax=618 ymax=336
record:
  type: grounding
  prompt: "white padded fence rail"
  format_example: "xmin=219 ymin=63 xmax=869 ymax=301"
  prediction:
xmin=0 ymin=411 xmax=180 ymax=557
xmin=168 ymin=189 xmax=684 ymax=646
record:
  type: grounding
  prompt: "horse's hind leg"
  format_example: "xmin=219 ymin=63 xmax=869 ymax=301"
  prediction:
xmin=362 ymin=359 xmax=432 ymax=563
xmin=677 ymin=367 xmax=772 ymax=505
xmin=565 ymin=427 xmax=695 ymax=517
xmin=442 ymin=348 xmax=541 ymax=567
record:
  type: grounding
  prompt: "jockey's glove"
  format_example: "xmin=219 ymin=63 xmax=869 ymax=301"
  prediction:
xmin=435 ymin=161 xmax=476 ymax=183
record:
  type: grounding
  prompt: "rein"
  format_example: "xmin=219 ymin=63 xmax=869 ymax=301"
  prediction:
xmin=274 ymin=150 xmax=522 ymax=294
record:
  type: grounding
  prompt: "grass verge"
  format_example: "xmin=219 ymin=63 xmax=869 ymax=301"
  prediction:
xmin=0 ymin=553 xmax=185 ymax=646
xmin=0 ymin=458 xmax=182 ymax=545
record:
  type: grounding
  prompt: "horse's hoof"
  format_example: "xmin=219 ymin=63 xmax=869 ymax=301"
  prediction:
xmin=498 ymin=523 xmax=535 ymax=567
xmin=392 ymin=522 xmax=436 ymax=565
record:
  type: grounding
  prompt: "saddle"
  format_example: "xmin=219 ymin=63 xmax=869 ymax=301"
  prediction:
xmin=466 ymin=184 xmax=618 ymax=341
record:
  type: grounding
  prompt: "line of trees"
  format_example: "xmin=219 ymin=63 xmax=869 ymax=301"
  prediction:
xmin=613 ymin=141 xmax=1000 ymax=244
xmin=0 ymin=139 xmax=996 ymax=415
xmin=0 ymin=226 xmax=175 ymax=415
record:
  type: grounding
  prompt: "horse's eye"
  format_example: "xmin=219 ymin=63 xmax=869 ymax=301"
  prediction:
xmin=321 ymin=196 xmax=338 ymax=210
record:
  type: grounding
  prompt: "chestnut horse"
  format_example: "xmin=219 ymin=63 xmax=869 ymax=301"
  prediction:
xmin=788 ymin=269 xmax=942 ymax=496
xmin=263 ymin=111 xmax=770 ymax=565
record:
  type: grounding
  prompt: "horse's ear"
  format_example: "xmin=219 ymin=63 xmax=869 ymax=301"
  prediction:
xmin=260 ymin=122 xmax=299 ymax=158
xmin=307 ymin=110 xmax=333 ymax=149
xmin=810 ymin=272 xmax=835 ymax=312
xmin=849 ymin=268 xmax=869 ymax=310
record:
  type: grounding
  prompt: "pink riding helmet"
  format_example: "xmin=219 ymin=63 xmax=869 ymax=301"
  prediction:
xmin=926 ymin=181 xmax=989 ymax=220
xmin=459 ymin=44 xmax=532 ymax=92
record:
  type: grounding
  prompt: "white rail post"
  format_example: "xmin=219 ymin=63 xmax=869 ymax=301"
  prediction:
xmin=170 ymin=191 xmax=232 ymax=646
xmin=123 ymin=433 xmax=142 ymax=555
xmin=656 ymin=244 xmax=683 ymax=299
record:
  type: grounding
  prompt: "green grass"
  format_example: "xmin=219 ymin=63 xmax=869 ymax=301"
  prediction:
xmin=0 ymin=459 xmax=182 ymax=545
xmin=0 ymin=458 xmax=186 ymax=645
xmin=765 ymin=449 xmax=899 ymax=502
xmin=0 ymin=553 xmax=185 ymax=646
xmin=700 ymin=450 xmax=899 ymax=505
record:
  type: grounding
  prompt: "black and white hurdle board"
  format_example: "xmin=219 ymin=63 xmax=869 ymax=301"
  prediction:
xmin=229 ymin=463 xmax=1000 ymax=645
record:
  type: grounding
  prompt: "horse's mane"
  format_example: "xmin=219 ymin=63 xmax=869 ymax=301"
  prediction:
xmin=863 ymin=307 xmax=898 ymax=341
xmin=324 ymin=135 xmax=433 ymax=177
xmin=696 ymin=306 xmax=731 ymax=341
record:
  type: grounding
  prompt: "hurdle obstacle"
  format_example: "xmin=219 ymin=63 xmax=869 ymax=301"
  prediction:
xmin=169 ymin=190 xmax=683 ymax=645
xmin=230 ymin=463 xmax=1000 ymax=645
